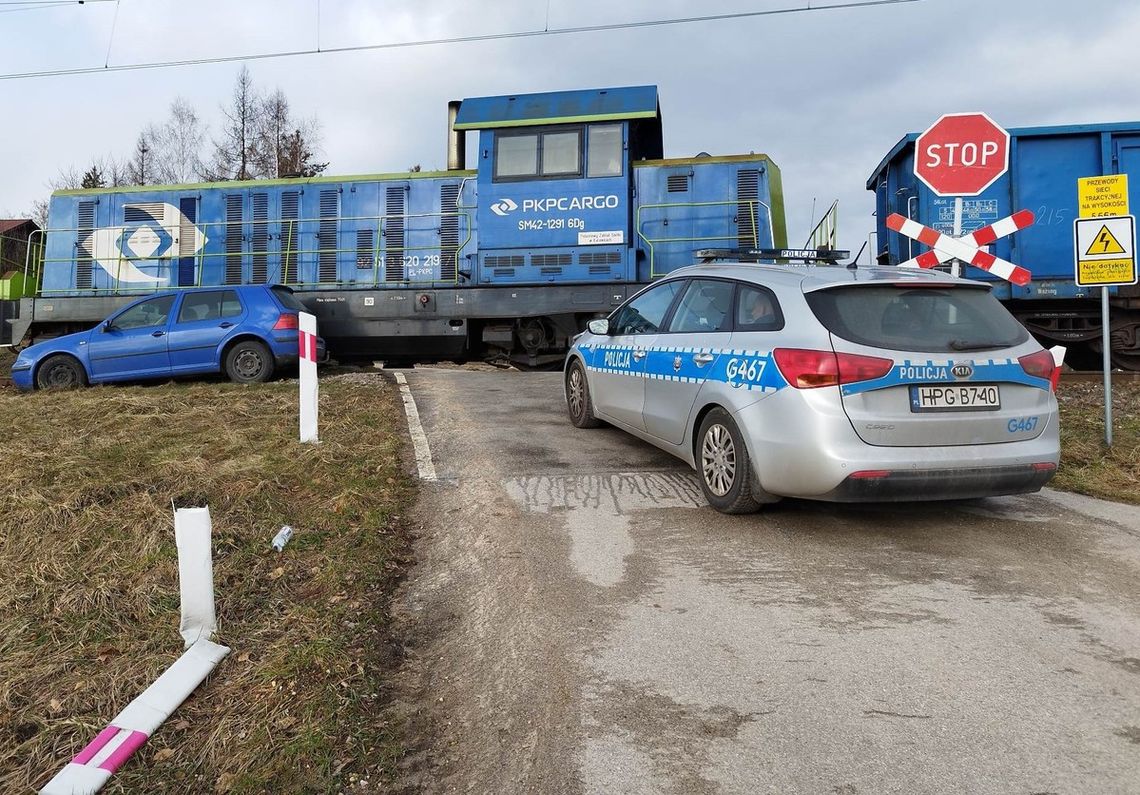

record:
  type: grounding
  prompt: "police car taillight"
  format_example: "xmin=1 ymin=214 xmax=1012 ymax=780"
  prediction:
xmin=773 ymin=349 xmax=893 ymax=389
xmin=1017 ymin=350 xmax=1059 ymax=390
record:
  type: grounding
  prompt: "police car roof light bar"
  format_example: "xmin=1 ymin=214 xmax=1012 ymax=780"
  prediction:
xmin=695 ymin=247 xmax=851 ymax=265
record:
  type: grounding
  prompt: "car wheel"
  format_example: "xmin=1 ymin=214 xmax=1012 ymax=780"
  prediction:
xmin=35 ymin=354 xmax=88 ymax=390
xmin=696 ymin=408 xmax=776 ymax=514
xmin=225 ymin=340 xmax=275 ymax=384
xmin=565 ymin=359 xmax=602 ymax=428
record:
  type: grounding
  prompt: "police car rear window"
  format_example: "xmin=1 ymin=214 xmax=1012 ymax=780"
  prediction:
xmin=805 ymin=285 xmax=1028 ymax=353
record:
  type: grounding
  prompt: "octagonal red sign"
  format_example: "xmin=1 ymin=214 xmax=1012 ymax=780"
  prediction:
xmin=914 ymin=112 xmax=1010 ymax=197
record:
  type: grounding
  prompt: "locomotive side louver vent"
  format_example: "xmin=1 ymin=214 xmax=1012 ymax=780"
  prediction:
xmin=123 ymin=202 xmax=165 ymax=222
xmin=579 ymin=251 xmax=621 ymax=265
xmin=485 ymin=255 xmax=524 ymax=267
xmin=356 ymin=229 xmax=375 ymax=269
xmin=440 ymin=184 xmax=460 ymax=281
xmin=76 ymin=201 xmax=95 ymax=290
xmin=280 ymin=191 xmax=300 ymax=283
xmin=251 ymin=193 xmax=269 ymax=283
xmin=385 ymin=186 xmax=406 ymax=282
xmin=318 ymin=189 xmax=339 ymax=283
xmin=224 ymin=194 xmax=243 ymax=285
xmin=531 ymin=254 xmax=571 ymax=267
xmin=736 ymin=169 xmax=761 ymax=248
xmin=667 ymin=174 xmax=689 ymax=193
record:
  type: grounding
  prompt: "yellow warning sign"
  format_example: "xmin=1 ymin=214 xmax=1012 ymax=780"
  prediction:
xmin=1078 ymin=174 xmax=1129 ymax=218
xmin=1074 ymin=215 xmax=1137 ymax=287
xmin=1085 ymin=224 xmax=1128 ymax=256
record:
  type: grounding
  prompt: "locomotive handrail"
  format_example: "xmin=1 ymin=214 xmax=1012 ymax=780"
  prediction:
xmin=636 ymin=199 xmax=775 ymax=278
xmin=33 ymin=210 xmax=474 ymax=295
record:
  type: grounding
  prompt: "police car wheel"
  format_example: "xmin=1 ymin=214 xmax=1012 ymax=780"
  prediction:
xmin=566 ymin=360 xmax=602 ymax=429
xmin=696 ymin=408 xmax=771 ymax=514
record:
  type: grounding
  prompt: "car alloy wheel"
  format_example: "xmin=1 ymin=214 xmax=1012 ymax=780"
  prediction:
xmin=565 ymin=360 xmax=601 ymax=428
xmin=701 ymin=423 xmax=737 ymax=497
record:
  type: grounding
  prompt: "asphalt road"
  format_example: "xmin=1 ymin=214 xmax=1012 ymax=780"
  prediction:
xmin=392 ymin=368 xmax=1140 ymax=795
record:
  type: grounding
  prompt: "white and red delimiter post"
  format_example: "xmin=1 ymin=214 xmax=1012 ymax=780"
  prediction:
xmin=299 ymin=312 xmax=319 ymax=444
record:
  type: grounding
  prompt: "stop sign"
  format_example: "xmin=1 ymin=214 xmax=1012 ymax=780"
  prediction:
xmin=914 ymin=112 xmax=1010 ymax=197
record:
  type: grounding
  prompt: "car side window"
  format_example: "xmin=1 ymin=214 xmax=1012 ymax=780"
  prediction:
xmin=178 ymin=290 xmax=243 ymax=323
xmin=113 ymin=295 xmax=175 ymax=330
xmin=668 ymin=279 xmax=735 ymax=333
xmin=735 ymin=285 xmax=784 ymax=332
xmin=611 ymin=280 xmax=684 ymax=336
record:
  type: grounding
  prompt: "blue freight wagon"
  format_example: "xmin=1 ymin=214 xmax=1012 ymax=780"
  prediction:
xmin=869 ymin=122 xmax=1140 ymax=370
xmin=1 ymin=85 xmax=787 ymax=363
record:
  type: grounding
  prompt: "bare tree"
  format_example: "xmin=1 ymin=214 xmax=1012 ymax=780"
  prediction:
xmin=253 ymin=89 xmax=329 ymax=178
xmin=127 ymin=133 xmax=153 ymax=185
xmin=207 ymin=65 xmax=259 ymax=181
xmin=149 ymin=98 xmax=205 ymax=184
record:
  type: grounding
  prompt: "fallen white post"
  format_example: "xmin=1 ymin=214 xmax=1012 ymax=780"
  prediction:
xmin=40 ymin=507 xmax=230 ymax=795
xmin=299 ymin=311 xmax=320 ymax=444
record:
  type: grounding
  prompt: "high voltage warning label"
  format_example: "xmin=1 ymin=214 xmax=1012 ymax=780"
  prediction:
xmin=1085 ymin=224 xmax=1128 ymax=256
xmin=1074 ymin=214 xmax=1137 ymax=287
xmin=1078 ymin=174 xmax=1130 ymax=218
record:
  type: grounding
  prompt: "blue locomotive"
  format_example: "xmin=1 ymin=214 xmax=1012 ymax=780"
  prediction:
xmin=5 ymin=85 xmax=787 ymax=362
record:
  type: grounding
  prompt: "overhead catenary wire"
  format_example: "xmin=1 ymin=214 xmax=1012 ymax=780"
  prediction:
xmin=0 ymin=0 xmax=922 ymax=81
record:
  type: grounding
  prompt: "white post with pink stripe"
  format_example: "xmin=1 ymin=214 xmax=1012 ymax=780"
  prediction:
xmin=40 ymin=508 xmax=230 ymax=795
xmin=298 ymin=311 xmax=319 ymax=444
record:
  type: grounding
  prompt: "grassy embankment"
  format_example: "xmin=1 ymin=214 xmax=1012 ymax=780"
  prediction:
xmin=1053 ymin=379 xmax=1140 ymax=504
xmin=0 ymin=373 xmax=414 ymax=793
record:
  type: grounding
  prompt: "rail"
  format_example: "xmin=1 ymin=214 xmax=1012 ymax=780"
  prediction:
xmin=636 ymin=199 xmax=775 ymax=278
xmin=26 ymin=211 xmax=474 ymax=296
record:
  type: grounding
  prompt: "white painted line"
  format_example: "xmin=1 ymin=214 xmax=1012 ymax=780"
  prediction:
xmin=394 ymin=372 xmax=438 ymax=482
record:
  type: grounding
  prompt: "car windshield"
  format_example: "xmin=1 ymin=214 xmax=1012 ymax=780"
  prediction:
xmin=805 ymin=284 xmax=1029 ymax=353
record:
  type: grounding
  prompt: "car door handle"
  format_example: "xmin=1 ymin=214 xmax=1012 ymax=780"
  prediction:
xmin=151 ymin=330 xmax=166 ymax=337
xmin=693 ymin=353 xmax=714 ymax=366
xmin=632 ymin=348 xmax=646 ymax=361
xmin=219 ymin=321 xmax=234 ymax=329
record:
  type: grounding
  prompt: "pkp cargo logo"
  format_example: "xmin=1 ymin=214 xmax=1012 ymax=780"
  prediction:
xmin=490 ymin=198 xmax=518 ymax=217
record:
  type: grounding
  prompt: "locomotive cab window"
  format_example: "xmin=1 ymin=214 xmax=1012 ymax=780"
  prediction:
xmin=587 ymin=124 xmax=623 ymax=177
xmin=494 ymin=127 xmax=584 ymax=181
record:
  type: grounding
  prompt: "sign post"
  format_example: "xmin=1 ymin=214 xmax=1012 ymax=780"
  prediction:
xmin=914 ymin=112 xmax=1011 ymax=277
xmin=298 ymin=312 xmax=320 ymax=444
xmin=1074 ymin=211 xmax=1137 ymax=447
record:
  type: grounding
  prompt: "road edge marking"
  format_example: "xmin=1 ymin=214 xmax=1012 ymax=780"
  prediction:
xmin=394 ymin=371 xmax=438 ymax=482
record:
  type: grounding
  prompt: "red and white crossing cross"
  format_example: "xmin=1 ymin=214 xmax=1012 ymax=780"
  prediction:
xmin=886 ymin=210 xmax=1035 ymax=286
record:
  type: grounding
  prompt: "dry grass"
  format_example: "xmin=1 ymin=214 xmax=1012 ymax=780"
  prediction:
xmin=0 ymin=377 xmax=414 ymax=793
xmin=1054 ymin=379 xmax=1140 ymax=504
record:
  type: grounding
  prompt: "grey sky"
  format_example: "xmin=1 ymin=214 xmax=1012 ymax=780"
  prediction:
xmin=1 ymin=0 xmax=1137 ymax=255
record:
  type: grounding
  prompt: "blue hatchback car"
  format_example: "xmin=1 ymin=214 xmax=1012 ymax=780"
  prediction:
xmin=11 ymin=284 xmax=324 ymax=390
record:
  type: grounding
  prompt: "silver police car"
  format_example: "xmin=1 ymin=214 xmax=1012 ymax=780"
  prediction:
xmin=564 ymin=263 xmax=1060 ymax=513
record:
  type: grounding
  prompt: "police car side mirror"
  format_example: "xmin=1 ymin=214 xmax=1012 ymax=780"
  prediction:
xmin=587 ymin=318 xmax=610 ymax=336
xmin=101 ymin=320 xmax=114 ymax=333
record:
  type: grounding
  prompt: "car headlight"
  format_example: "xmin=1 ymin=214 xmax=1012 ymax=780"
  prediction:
xmin=12 ymin=354 xmax=32 ymax=371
